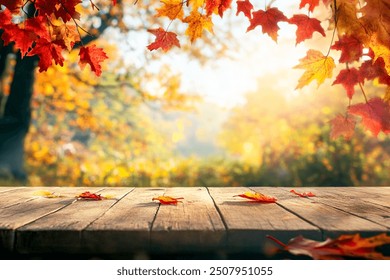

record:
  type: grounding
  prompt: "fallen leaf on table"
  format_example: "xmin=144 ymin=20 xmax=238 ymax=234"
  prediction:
xmin=234 ymin=191 xmax=277 ymax=203
xmin=33 ymin=190 xmax=63 ymax=198
xmin=290 ymin=189 xmax=316 ymax=197
xmin=267 ymin=233 xmax=390 ymax=260
xmin=152 ymin=196 xmax=184 ymax=205
xmin=76 ymin=191 xmax=104 ymax=200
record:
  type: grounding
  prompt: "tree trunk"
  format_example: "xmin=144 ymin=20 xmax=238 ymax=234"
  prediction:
xmin=0 ymin=54 xmax=37 ymax=182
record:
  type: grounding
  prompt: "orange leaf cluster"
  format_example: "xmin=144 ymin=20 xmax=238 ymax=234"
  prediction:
xmin=268 ymin=233 xmax=390 ymax=260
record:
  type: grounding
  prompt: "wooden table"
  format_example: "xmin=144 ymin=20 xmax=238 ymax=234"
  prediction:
xmin=0 ymin=186 xmax=389 ymax=259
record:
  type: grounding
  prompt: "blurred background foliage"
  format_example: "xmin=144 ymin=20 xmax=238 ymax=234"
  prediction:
xmin=18 ymin=54 xmax=390 ymax=187
xmin=0 ymin=1 xmax=389 ymax=187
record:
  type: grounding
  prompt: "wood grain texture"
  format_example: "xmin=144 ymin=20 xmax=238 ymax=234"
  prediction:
xmin=208 ymin=187 xmax=321 ymax=253
xmin=0 ymin=187 xmax=86 ymax=252
xmin=287 ymin=187 xmax=390 ymax=229
xmin=15 ymin=188 xmax=130 ymax=254
xmin=83 ymin=188 xmax=163 ymax=254
xmin=151 ymin=187 xmax=226 ymax=253
xmin=0 ymin=186 xmax=388 ymax=257
xmin=253 ymin=187 xmax=389 ymax=238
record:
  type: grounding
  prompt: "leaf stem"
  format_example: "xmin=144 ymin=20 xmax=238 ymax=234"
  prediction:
xmin=266 ymin=235 xmax=287 ymax=248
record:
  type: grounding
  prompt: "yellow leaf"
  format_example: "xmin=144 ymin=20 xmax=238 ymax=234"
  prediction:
xmin=368 ymin=34 xmax=390 ymax=75
xmin=188 ymin=0 xmax=205 ymax=9
xmin=33 ymin=190 xmax=63 ymax=198
xmin=294 ymin=50 xmax=335 ymax=89
xmin=183 ymin=11 xmax=213 ymax=42
xmin=156 ymin=0 xmax=184 ymax=20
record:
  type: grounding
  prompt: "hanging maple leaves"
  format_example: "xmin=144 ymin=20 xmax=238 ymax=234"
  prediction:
xmin=0 ymin=0 xmax=107 ymax=76
xmin=145 ymin=0 xmax=390 ymax=139
xmin=2 ymin=0 xmax=390 ymax=138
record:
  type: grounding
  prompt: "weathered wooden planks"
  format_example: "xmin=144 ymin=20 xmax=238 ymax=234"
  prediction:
xmin=0 ymin=187 xmax=85 ymax=252
xmin=252 ymin=187 xmax=389 ymax=239
xmin=83 ymin=188 xmax=163 ymax=254
xmin=150 ymin=187 xmax=226 ymax=254
xmin=0 ymin=186 xmax=388 ymax=257
xmin=208 ymin=187 xmax=321 ymax=253
xmin=15 ymin=188 xmax=131 ymax=254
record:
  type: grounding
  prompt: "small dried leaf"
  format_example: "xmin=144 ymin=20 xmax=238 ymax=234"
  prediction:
xmin=290 ymin=189 xmax=316 ymax=197
xmin=234 ymin=191 xmax=277 ymax=203
xmin=152 ymin=196 xmax=184 ymax=205
xmin=33 ymin=190 xmax=63 ymax=198
xmin=76 ymin=191 xmax=103 ymax=200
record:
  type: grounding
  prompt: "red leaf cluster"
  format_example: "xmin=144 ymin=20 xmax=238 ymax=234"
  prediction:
xmin=268 ymin=233 xmax=390 ymax=260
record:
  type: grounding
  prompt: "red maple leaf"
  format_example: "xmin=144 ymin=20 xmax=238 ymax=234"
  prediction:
xmin=0 ymin=0 xmax=23 ymax=13
xmin=332 ymin=68 xmax=362 ymax=99
xmin=236 ymin=0 xmax=253 ymax=19
xmin=234 ymin=191 xmax=277 ymax=203
xmin=218 ymin=0 xmax=233 ymax=17
xmin=288 ymin=14 xmax=325 ymax=45
xmin=76 ymin=191 xmax=103 ymax=200
xmin=329 ymin=114 xmax=356 ymax=140
xmin=331 ymin=35 xmax=364 ymax=63
xmin=112 ymin=0 xmax=117 ymax=5
xmin=34 ymin=0 xmax=57 ymax=16
xmin=79 ymin=44 xmax=108 ymax=76
xmin=0 ymin=9 xmax=12 ymax=27
xmin=348 ymin=97 xmax=390 ymax=136
xmin=290 ymin=189 xmax=316 ymax=197
xmin=55 ymin=0 xmax=82 ymax=22
xmin=299 ymin=0 xmax=320 ymax=12
xmin=27 ymin=38 xmax=65 ymax=72
xmin=205 ymin=0 xmax=232 ymax=17
xmin=268 ymin=233 xmax=390 ymax=260
xmin=359 ymin=58 xmax=390 ymax=85
xmin=152 ymin=196 xmax=184 ymax=205
xmin=1 ymin=16 xmax=50 ymax=57
xmin=247 ymin=7 xmax=288 ymax=42
xmin=147 ymin=28 xmax=180 ymax=52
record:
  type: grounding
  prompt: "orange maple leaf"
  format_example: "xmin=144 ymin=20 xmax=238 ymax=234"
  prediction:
xmin=268 ymin=233 xmax=390 ymax=260
xmin=246 ymin=7 xmax=287 ymax=42
xmin=78 ymin=44 xmax=108 ymax=76
xmin=329 ymin=114 xmax=356 ymax=140
xmin=152 ymin=196 xmax=184 ymax=205
xmin=183 ymin=11 xmax=213 ymax=42
xmin=147 ymin=28 xmax=180 ymax=52
xmin=234 ymin=191 xmax=277 ymax=203
xmin=290 ymin=189 xmax=316 ymax=198
xmin=156 ymin=0 xmax=184 ymax=20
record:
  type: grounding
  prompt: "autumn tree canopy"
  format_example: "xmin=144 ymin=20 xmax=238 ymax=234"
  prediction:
xmin=0 ymin=0 xmax=389 ymax=139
